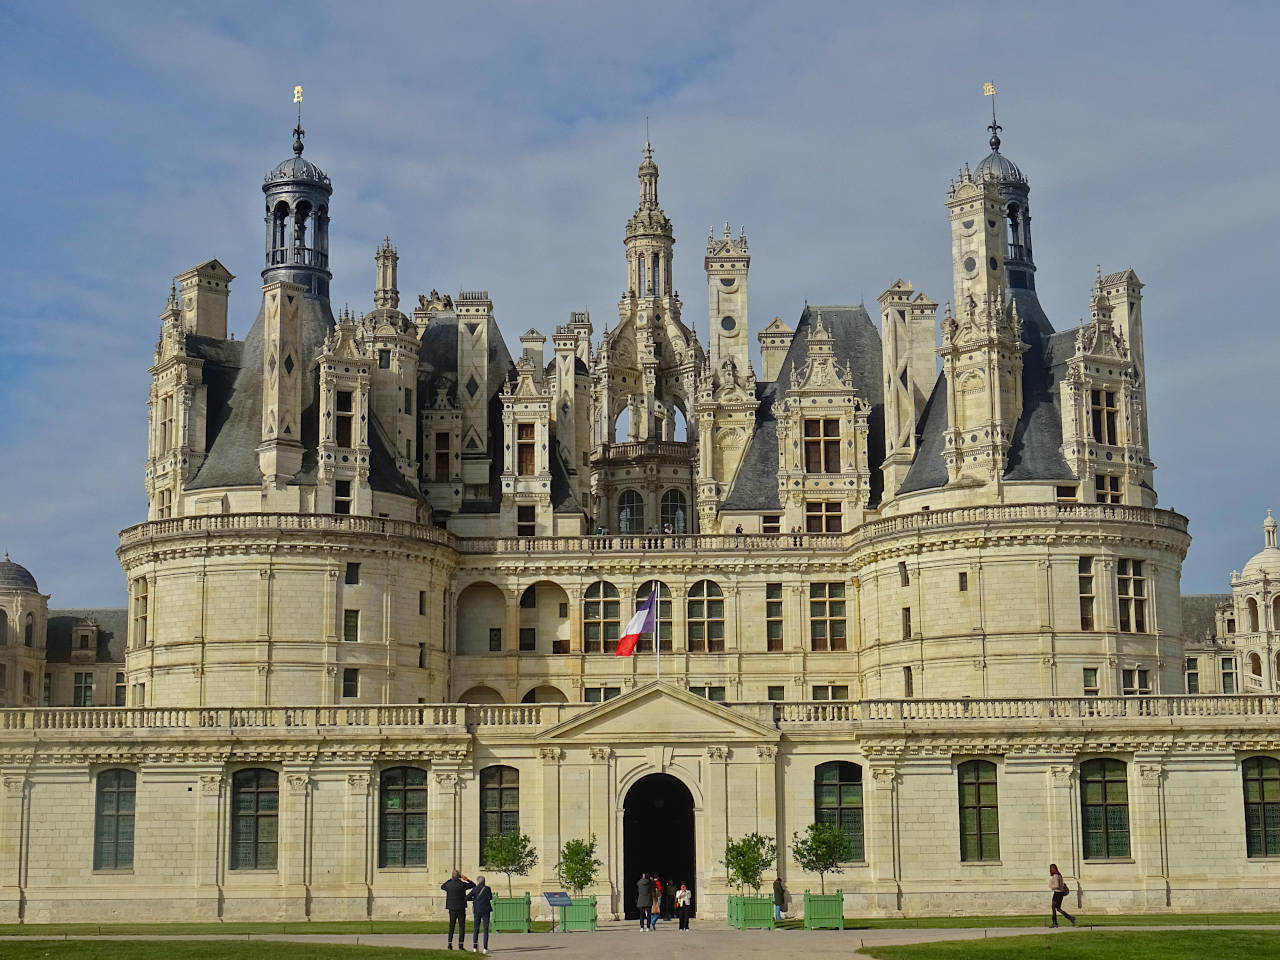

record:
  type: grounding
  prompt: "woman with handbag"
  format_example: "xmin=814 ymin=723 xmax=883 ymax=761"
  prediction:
xmin=1049 ymin=863 xmax=1076 ymax=927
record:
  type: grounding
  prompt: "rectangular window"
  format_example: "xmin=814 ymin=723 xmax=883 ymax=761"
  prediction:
xmin=22 ymin=671 xmax=32 ymax=702
xmin=335 ymin=390 xmax=354 ymax=447
xmin=809 ymin=583 xmax=847 ymax=651
xmin=230 ymin=769 xmax=278 ymax=870
xmin=1090 ymin=389 xmax=1119 ymax=445
xmin=342 ymin=668 xmax=358 ymax=698
xmin=766 ymin=583 xmax=783 ymax=652
xmin=344 ymin=562 xmax=360 ymax=585
xmin=1056 ymin=484 xmax=1079 ymax=502
xmin=762 ymin=515 xmax=781 ymax=535
xmin=434 ymin=432 xmax=451 ymax=482
xmin=133 ymin=577 xmax=148 ymax=648
xmin=42 ymin=673 xmax=51 ymax=706
xmin=1095 ymin=473 xmax=1122 ymax=504
xmin=1121 ymin=668 xmax=1150 ymax=695
xmin=378 ymin=349 xmax=391 ymax=369
xmin=517 ymin=423 xmax=535 ymax=476
xmin=1222 ymin=656 xmax=1238 ymax=694
xmin=958 ymin=760 xmax=1000 ymax=862
xmin=94 ymin=769 xmax=136 ymax=871
xmin=114 ymin=671 xmax=126 ymax=707
xmin=0 ymin=664 xmax=5 ymax=690
xmin=488 ymin=628 xmax=502 ymax=652
xmin=334 ymin=479 xmax=352 ymax=515
xmin=903 ymin=665 xmax=914 ymax=698
xmin=584 ymin=686 xmax=621 ymax=703
xmin=404 ymin=388 xmax=413 ymax=415
xmin=1079 ymin=557 xmax=1095 ymax=630
xmin=517 ymin=505 xmax=536 ymax=537
xmin=1083 ymin=667 xmax=1099 ymax=696
xmin=1185 ymin=657 xmax=1199 ymax=694
xmin=558 ymin=602 xmax=569 ymax=618
xmin=898 ymin=561 xmax=910 ymax=587
xmin=519 ymin=627 xmax=536 ymax=652
xmin=132 ymin=682 xmax=145 ymax=706
xmin=805 ymin=501 xmax=842 ymax=533
xmin=902 ymin=607 xmax=912 ymax=640
xmin=767 ymin=685 xmax=785 ymax=701
xmin=958 ymin=571 xmax=968 ymax=592
xmin=811 ymin=684 xmax=849 ymax=701
xmin=343 ymin=609 xmax=359 ymax=642
xmin=689 ymin=685 xmax=726 ymax=702
xmin=1117 ymin=558 xmax=1146 ymax=632
xmin=803 ymin=418 xmax=841 ymax=473
xmin=73 ymin=671 xmax=94 ymax=707
xmin=418 ymin=642 xmax=426 ymax=669
xmin=156 ymin=488 xmax=172 ymax=519
xmin=418 ymin=590 xmax=426 ymax=615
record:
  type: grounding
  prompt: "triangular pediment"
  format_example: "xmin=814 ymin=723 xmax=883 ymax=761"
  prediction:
xmin=539 ymin=682 xmax=779 ymax=744
xmin=193 ymin=258 xmax=235 ymax=281
xmin=762 ymin=317 xmax=793 ymax=334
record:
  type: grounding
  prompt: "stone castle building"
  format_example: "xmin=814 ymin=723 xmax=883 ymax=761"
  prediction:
xmin=2 ymin=112 xmax=1279 ymax=923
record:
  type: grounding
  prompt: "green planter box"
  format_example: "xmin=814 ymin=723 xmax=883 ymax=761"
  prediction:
xmin=560 ymin=895 xmax=597 ymax=932
xmin=490 ymin=893 xmax=531 ymax=933
xmin=726 ymin=894 xmax=741 ymax=928
xmin=737 ymin=894 xmax=775 ymax=929
xmin=803 ymin=890 xmax=844 ymax=929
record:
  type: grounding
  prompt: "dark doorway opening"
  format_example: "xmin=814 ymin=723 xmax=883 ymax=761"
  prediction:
xmin=623 ymin=773 xmax=696 ymax=920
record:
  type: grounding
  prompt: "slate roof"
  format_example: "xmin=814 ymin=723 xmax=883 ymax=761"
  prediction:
xmin=899 ymin=288 xmax=1073 ymax=495
xmin=0 ymin=558 xmax=39 ymax=592
xmin=46 ymin=609 xmax=127 ymax=663
xmin=722 ymin=304 xmax=885 ymax=511
xmin=1181 ymin=594 xmax=1230 ymax=644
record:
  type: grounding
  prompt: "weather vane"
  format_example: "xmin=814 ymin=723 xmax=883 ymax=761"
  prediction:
xmin=983 ymin=81 xmax=1001 ymax=150
xmin=292 ymin=85 xmax=305 ymax=156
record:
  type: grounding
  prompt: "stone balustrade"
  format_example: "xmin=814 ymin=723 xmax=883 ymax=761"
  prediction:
xmin=4 ymin=694 xmax=1279 ymax=737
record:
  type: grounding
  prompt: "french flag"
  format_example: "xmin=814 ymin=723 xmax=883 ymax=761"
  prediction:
xmin=615 ymin=590 xmax=658 ymax=657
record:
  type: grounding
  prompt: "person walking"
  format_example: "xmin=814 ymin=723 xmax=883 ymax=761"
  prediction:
xmin=772 ymin=876 xmax=786 ymax=922
xmin=649 ymin=877 xmax=662 ymax=929
xmin=468 ymin=874 xmax=493 ymax=954
xmin=1049 ymin=863 xmax=1076 ymax=927
xmin=675 ymin=883 xmax=692 ymax=930
xmin=440 ymin=869 xmax=475 ymax=950
xmin=636 ymin=872 xmax=654 ymax=930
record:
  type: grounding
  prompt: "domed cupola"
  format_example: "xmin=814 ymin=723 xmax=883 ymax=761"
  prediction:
xmin=975 ymin=107 xmax=1036 ymax=291
xmin=1242 ymin=511 xmax=1280 ymax=580
xmin=0 ymin=553 xmax=38 ymax=593
xmin=262 ymin=120 xmax=333 ymax=299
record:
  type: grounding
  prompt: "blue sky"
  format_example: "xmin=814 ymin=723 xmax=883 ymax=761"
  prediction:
xmin=0 ymin=1 xmax=1277 ymax=605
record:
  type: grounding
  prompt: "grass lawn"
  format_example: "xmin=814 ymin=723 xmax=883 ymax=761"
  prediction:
xmin=0 ymin=920 xmax=551 ymax=937
xmin=862 ymin=931 xmax=1279 ymax=960
xmin=773 ymin=911 xmax=1280 ymax=930
xmin=0 ymin=942 xmax=455 ymax=959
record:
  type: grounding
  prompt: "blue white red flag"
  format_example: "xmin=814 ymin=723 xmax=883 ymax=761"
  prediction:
xmin=615 ymin=589 xmax=658 ymax=657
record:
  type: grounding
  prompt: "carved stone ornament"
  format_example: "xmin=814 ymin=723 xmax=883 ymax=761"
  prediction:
xmin=1049 ymin=765 xmax=1073 ymax=786
xmin=589 ymin=747 xmax=613 ymax=762
xmin=286 ymin=773 xmax=309 ymax=794
xmin=706 ymin=745 xmax=729 ymax=761
xmin=2 ymin=777 xmax=24 ymax=797
xmin=326 ymin=665 xmax=338 ymax=678
xmin=539 ymin=747 xmax=564 ymax=762
xmin=199 ymin=774 xmax=223 ymax=795
xmin=870 ymin=764 xmax=898 ymax=785
xmin=347 ymin=773 xmax=371 ymax=793
xmin=1138 ymin=763 xmax=1163 ymax=785
xmin=434 ymin=770 xmax=459 ymax=789
xmin=756 ymin=745 xmax=778 ymax=761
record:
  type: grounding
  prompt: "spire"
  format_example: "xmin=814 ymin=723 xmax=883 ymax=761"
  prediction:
xmin=638 ymin=140 xmax=659 ymax=208
xmin=984 ymin=80 xmax=1001 ymax=152
xmin=292 ymin=84 xmax=305 ymax=156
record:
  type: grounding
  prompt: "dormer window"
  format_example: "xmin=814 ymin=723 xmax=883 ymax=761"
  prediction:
xmin=517 ymin=423 xmax=535 ymax=476
xmin=1090 ymin=389 xmax=1118 ymax=445
xmin=335 ymin=391 xmax=353 ymax=447
xmin=803 ymin=419 xmax=840 ymax=473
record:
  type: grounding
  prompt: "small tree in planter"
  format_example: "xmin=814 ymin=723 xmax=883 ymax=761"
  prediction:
xmin=723 ymin=831 xmax=777 ymax=895
xmin=483 ymin=831 xmax=539 ymax=897
xmin=791 ymin=822 xmax=850 ymax=894
xmin=556 ymin=835 xmax=603 ymax=931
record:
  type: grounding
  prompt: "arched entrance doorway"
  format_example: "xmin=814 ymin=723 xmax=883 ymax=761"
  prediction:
xmin=623 ymin=773 xmax=696 ymax=920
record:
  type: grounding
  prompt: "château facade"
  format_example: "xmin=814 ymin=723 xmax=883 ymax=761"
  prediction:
xmin=2 ymin=112 xmax=1279 ymax=923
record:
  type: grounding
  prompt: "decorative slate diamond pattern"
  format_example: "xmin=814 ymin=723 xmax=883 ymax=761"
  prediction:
xmin=284 ymin=354 xmax=294 ymax=375
xmin=465 ymin=376 xmax=479 ymax=397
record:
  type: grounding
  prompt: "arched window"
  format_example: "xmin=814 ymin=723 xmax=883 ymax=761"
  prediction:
xmin=0 ymin=609 xmax=7 ymax=645
xmin=1248 ymin=598 xmax=1260 ymax=633
xmin=635 ymin=581 xmax=672 ymax=652
xmin=23 ymin=613 xmax=32 ymax=647
xmin=814 ymin=761 xmax=863 ymax=860
xmin=230 ymin=768 xmax=279 ymax=870
xmin=660 ymin=490 xmax=688 ymax=533
xmin=1244 ymin=756 xmax=1280 ymax=857
xmin=584 ymin=582 xmax=620 ymax=653
xmin=1250 ymin=652 xmax=1263 ymax=677
xmin=480 ymin=765 xmax=519 ymax=862
xmin=957 ymin=760 xmax=1000 ymax=862
xmin=379 ymin=767 xmax=428 ymax=867
xmin=618 ymin=490 xmax=645 ymax=534
xmin=94 ymin=768 xmax=136 ymax=870
xmin=687 ymin=580 xmax=725 ymax=652
xmin=1080 ymin=759 xmax=1129 ymax=859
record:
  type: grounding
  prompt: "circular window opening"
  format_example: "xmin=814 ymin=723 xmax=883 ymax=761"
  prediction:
xmin=721 ymin=316 xmax=736 ymax=332
xmin=963 ymin=256 xmax=977 ymax=273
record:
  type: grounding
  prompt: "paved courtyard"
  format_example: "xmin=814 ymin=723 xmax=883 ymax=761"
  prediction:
xmin=9 ymin=921 xmax=1280 ymax=959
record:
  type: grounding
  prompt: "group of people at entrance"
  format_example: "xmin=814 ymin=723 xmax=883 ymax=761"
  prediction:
xmin=441 ymin=870 xmax=492 ymax=952
xmin=636 ymin=873 xmax=693 ymax=930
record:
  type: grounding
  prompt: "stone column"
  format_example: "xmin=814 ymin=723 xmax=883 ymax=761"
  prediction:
xmin=865 ymin=760 xmax=900 ymax=911
xmin=428 ymin=766 xmax=461 ymax=885
xmin=705 ymin=746 xmax=729 ymax=887
xmin=1132 ymin=758 xmax=1169 ymax=909
xmin=193 ymin=772 xmax=225 ymax=912
xmin=278 ymin=768 xmax=311 ymax=917
xmin=0 ymin=774 xmax=27 ymax=921
xmin=539 ymin=748 xmax=564 ymax=890
xmin=343 ymin=772 xmax=372 ymax=908
xmin=754 ymin=745 xmax=778 ymax=839
xmin=1046 ymin=763 xmax=1078 ymax=884
xmin=588 ymin=748 xmax=616 ymax=916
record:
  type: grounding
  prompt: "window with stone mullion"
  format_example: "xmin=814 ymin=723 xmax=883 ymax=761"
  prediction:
xmin=94 ymin=769 xmax=136 ymax=870
xmin=230 ymin=768 xmax=279 ymax=870
xmin=379 ymin=766 xmax=428 ymax=868
xmin=635 ymin=581 xmax=672 ymax=653
xmin=814 ymin=761 xmax=863 ymax=860
xmin=1080 ymin=758 xmax=1130 ymax=859
xmin=1243 ymin=756 xmax=1280 ymax=858
xmin=480 ymin=766 xmax=520 ymax=862
xmin=957 ymin=760 xmax=1000 ymax=862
